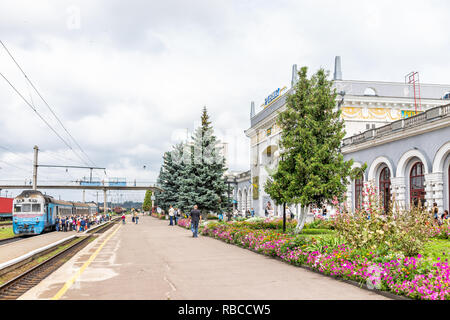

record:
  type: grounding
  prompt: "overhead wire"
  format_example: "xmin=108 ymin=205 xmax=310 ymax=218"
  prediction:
xmin=0 ymin=71 xmax=90 ymax=166
xmin=0 ymin=144 xmax=33 ymax=162
xmin=0 ymin=40 xmax=96 ymax=167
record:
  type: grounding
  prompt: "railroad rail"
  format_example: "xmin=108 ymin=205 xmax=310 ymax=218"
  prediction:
xmin=0 ymin=218 xmax=119 ymax=300
xmin=0 ymin=237 xmax=21 ymax=246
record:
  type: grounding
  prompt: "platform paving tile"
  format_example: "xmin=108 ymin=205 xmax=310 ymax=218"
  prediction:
xmin=19 ymin=216 xmax=389 ymax=300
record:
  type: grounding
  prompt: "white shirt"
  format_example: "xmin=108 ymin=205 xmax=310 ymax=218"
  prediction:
xmin=169 ymin=208 xmax=175 ymax=216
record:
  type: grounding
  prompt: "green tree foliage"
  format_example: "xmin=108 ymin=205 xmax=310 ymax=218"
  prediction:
xmin=155 ymin=143 xmax=185 ymax=211
xmin=142 ymin=190 xmax=153 ymax=212
xmin=177 ymin=107 xmax=228 ymax=214
xmin=265 ymin=67 xmax=354 ymax=230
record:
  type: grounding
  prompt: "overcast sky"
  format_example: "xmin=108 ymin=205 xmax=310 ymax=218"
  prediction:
xmin=1 ymin=0 xmax=450 ymax=202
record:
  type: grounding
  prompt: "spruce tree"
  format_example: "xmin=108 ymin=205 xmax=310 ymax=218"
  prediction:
xmin=156 ymin=143 xmax=185 ymax=211
xmin=265 ymin=67 xmax=353 ymax=232
xmin=177 ymin=107 xmax=228 ymax=215
xmin=154 ymin=167 xmax=164 ymax=209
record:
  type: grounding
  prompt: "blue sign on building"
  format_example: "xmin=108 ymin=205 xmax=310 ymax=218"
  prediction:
xmin=265 ymin=88 xmax=281 ymax=106
xmin=264 ymin=87 xmax=286 ymax=107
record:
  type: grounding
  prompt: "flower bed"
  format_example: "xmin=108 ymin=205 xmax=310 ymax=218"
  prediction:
xmin=151 ymin=212 xmax=166 ymax=220
xmin=176 ymin=217 xmax=449 ymax=300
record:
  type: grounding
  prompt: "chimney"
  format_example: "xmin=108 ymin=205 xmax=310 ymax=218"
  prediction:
xmin=291 ymin=64 xmax=298 ymax=87
xmin=334 ymin=56 xmax=342 ymax=80
xmin=250 ymin=101 xmax=255 ymax=118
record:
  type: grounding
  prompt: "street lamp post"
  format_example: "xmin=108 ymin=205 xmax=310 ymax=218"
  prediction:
xmin=151 ymin=194 xmax=156 ymax=215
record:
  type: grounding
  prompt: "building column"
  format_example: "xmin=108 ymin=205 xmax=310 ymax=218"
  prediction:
xmin=425 ymin=173 xmax=444 ymax=212
xmin=391 ymin=177 xmax=406 ymax=211
xmin=345 ymin=182 xmax=353 ymax=213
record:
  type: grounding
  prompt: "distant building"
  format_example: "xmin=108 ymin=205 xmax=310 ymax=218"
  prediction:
xmin=224 ymin=170 xmax=251 ymax=214
xmin=245 ymin=57 xmax=450 ymax=216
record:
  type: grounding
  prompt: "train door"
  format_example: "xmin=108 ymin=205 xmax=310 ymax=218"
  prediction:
xmin=48 ymin=206 xmax=52 ymax=227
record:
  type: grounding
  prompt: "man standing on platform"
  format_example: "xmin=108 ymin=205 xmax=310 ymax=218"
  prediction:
xmin=190 ymin=205 xmax=201 ymax=238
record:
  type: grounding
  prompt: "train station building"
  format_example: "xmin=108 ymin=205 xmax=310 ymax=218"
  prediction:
xmin=241 ymin=57 xmax=450 ymax=216
xmin=342 ymin=103 xmax=450 ymax=214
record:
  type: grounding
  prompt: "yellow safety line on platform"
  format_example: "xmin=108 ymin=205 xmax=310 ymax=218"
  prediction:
xmin=51 ymin=224 xmax=122 ymax=300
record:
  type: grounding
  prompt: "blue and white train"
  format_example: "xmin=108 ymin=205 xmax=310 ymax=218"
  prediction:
xmin=12 ymin=190 xmax=98 ymax=235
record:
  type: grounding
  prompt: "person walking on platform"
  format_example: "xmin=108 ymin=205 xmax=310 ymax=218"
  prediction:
xmin=168 ymin=205 xmax=175 ymax=226
xmin=190 ymin=205 xmax=201 ymax=238
xmin=121 ymin=213 xmax=126 ymax=224
xmin=55 ymin=216 xmax=60 ymax=232
xmin=134 ymin=211 xmax=139 ymax=224
xmin=174 ymin=207 xmax=180 ymax=225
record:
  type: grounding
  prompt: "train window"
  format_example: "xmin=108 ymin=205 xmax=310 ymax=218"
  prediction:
xmin=32 ymin=204 xmax=41 ymax=212
xmin=22 ymin=204 xmax=31 ymax=212
xmin=14 ymin=205 xmax=21 ymax=212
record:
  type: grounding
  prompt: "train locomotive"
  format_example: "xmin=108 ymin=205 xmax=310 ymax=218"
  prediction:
xmin=12 ymin=190 xmax=98 ymax=235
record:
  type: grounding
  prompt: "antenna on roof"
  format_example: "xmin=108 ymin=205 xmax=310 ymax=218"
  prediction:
xmin=405 ymin=72 xmax=422 ymax=113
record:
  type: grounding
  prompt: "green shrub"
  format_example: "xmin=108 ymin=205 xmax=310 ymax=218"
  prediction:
xmin=334 ymin=185 xmax=432 ymax=257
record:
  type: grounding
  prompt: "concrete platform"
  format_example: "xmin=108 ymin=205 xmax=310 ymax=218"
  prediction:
xmin=0 ymin=231 xmax=77 ymax=265
xmin=19 ymin=216 xmax=389 ymax=300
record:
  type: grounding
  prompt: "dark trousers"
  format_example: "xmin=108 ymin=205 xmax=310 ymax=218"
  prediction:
xmin=169 ymin=215 xmax=174 ymax=225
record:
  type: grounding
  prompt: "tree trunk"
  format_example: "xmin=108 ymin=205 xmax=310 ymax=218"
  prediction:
xmin=295 ymin=205 xmax=309 ymax=234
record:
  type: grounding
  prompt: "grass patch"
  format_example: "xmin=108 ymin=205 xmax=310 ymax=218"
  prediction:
xmin=421 ymin=239 xmax=450 ymax=261
xmin=0 ymin=226 xmax=15 ymax=240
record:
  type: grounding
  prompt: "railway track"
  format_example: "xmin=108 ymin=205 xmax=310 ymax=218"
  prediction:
xmin=0 ymin=237 xmax=21 ymax=246
xmin=0 ymin=219 xmax=118 ymax=300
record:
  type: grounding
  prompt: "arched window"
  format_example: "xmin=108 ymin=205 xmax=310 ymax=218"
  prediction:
xmin=355 ymin=175 xmax=364 ymax=210
xmin=410 ymin=162 xmax=426 ymax=207
xmin=379 ymin=167 xmax=391 ymax=213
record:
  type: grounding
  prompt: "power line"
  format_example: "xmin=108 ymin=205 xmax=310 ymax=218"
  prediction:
xmin=0 ymin=40 xmax=96 ymax=167
xmin=0 ymin=159 xmax=32 ymax=173
xmin=0 ymin=71 xmax=90 ymax=166
xmin=40 ymin=148 xmax=87 ymax=167
xmin=0 ymin=144 xmax=33 ymax=162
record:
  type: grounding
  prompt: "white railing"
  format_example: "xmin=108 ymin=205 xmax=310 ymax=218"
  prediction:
xmin=343 ymin=103 xmax=450 ymax=147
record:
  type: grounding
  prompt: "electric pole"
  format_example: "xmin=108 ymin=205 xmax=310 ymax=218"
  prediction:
xmin=33 ymin=145 xmax=39 ymax=190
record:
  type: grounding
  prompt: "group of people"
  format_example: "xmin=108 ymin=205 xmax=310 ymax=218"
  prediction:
xmin=168 ymin=205 xmax=181 ymax=226
xmin=264 ymin=201 xmax=328 ymax=219
xmin=121 ymin=209 xmax=140 ymax=224
xmin=165 ymin=204 xmax=201 ymax=237
xmin=431 ymin=203 xmax=449 ymax=226
xmin=55 ymin=214 xmax=110 ymax=232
